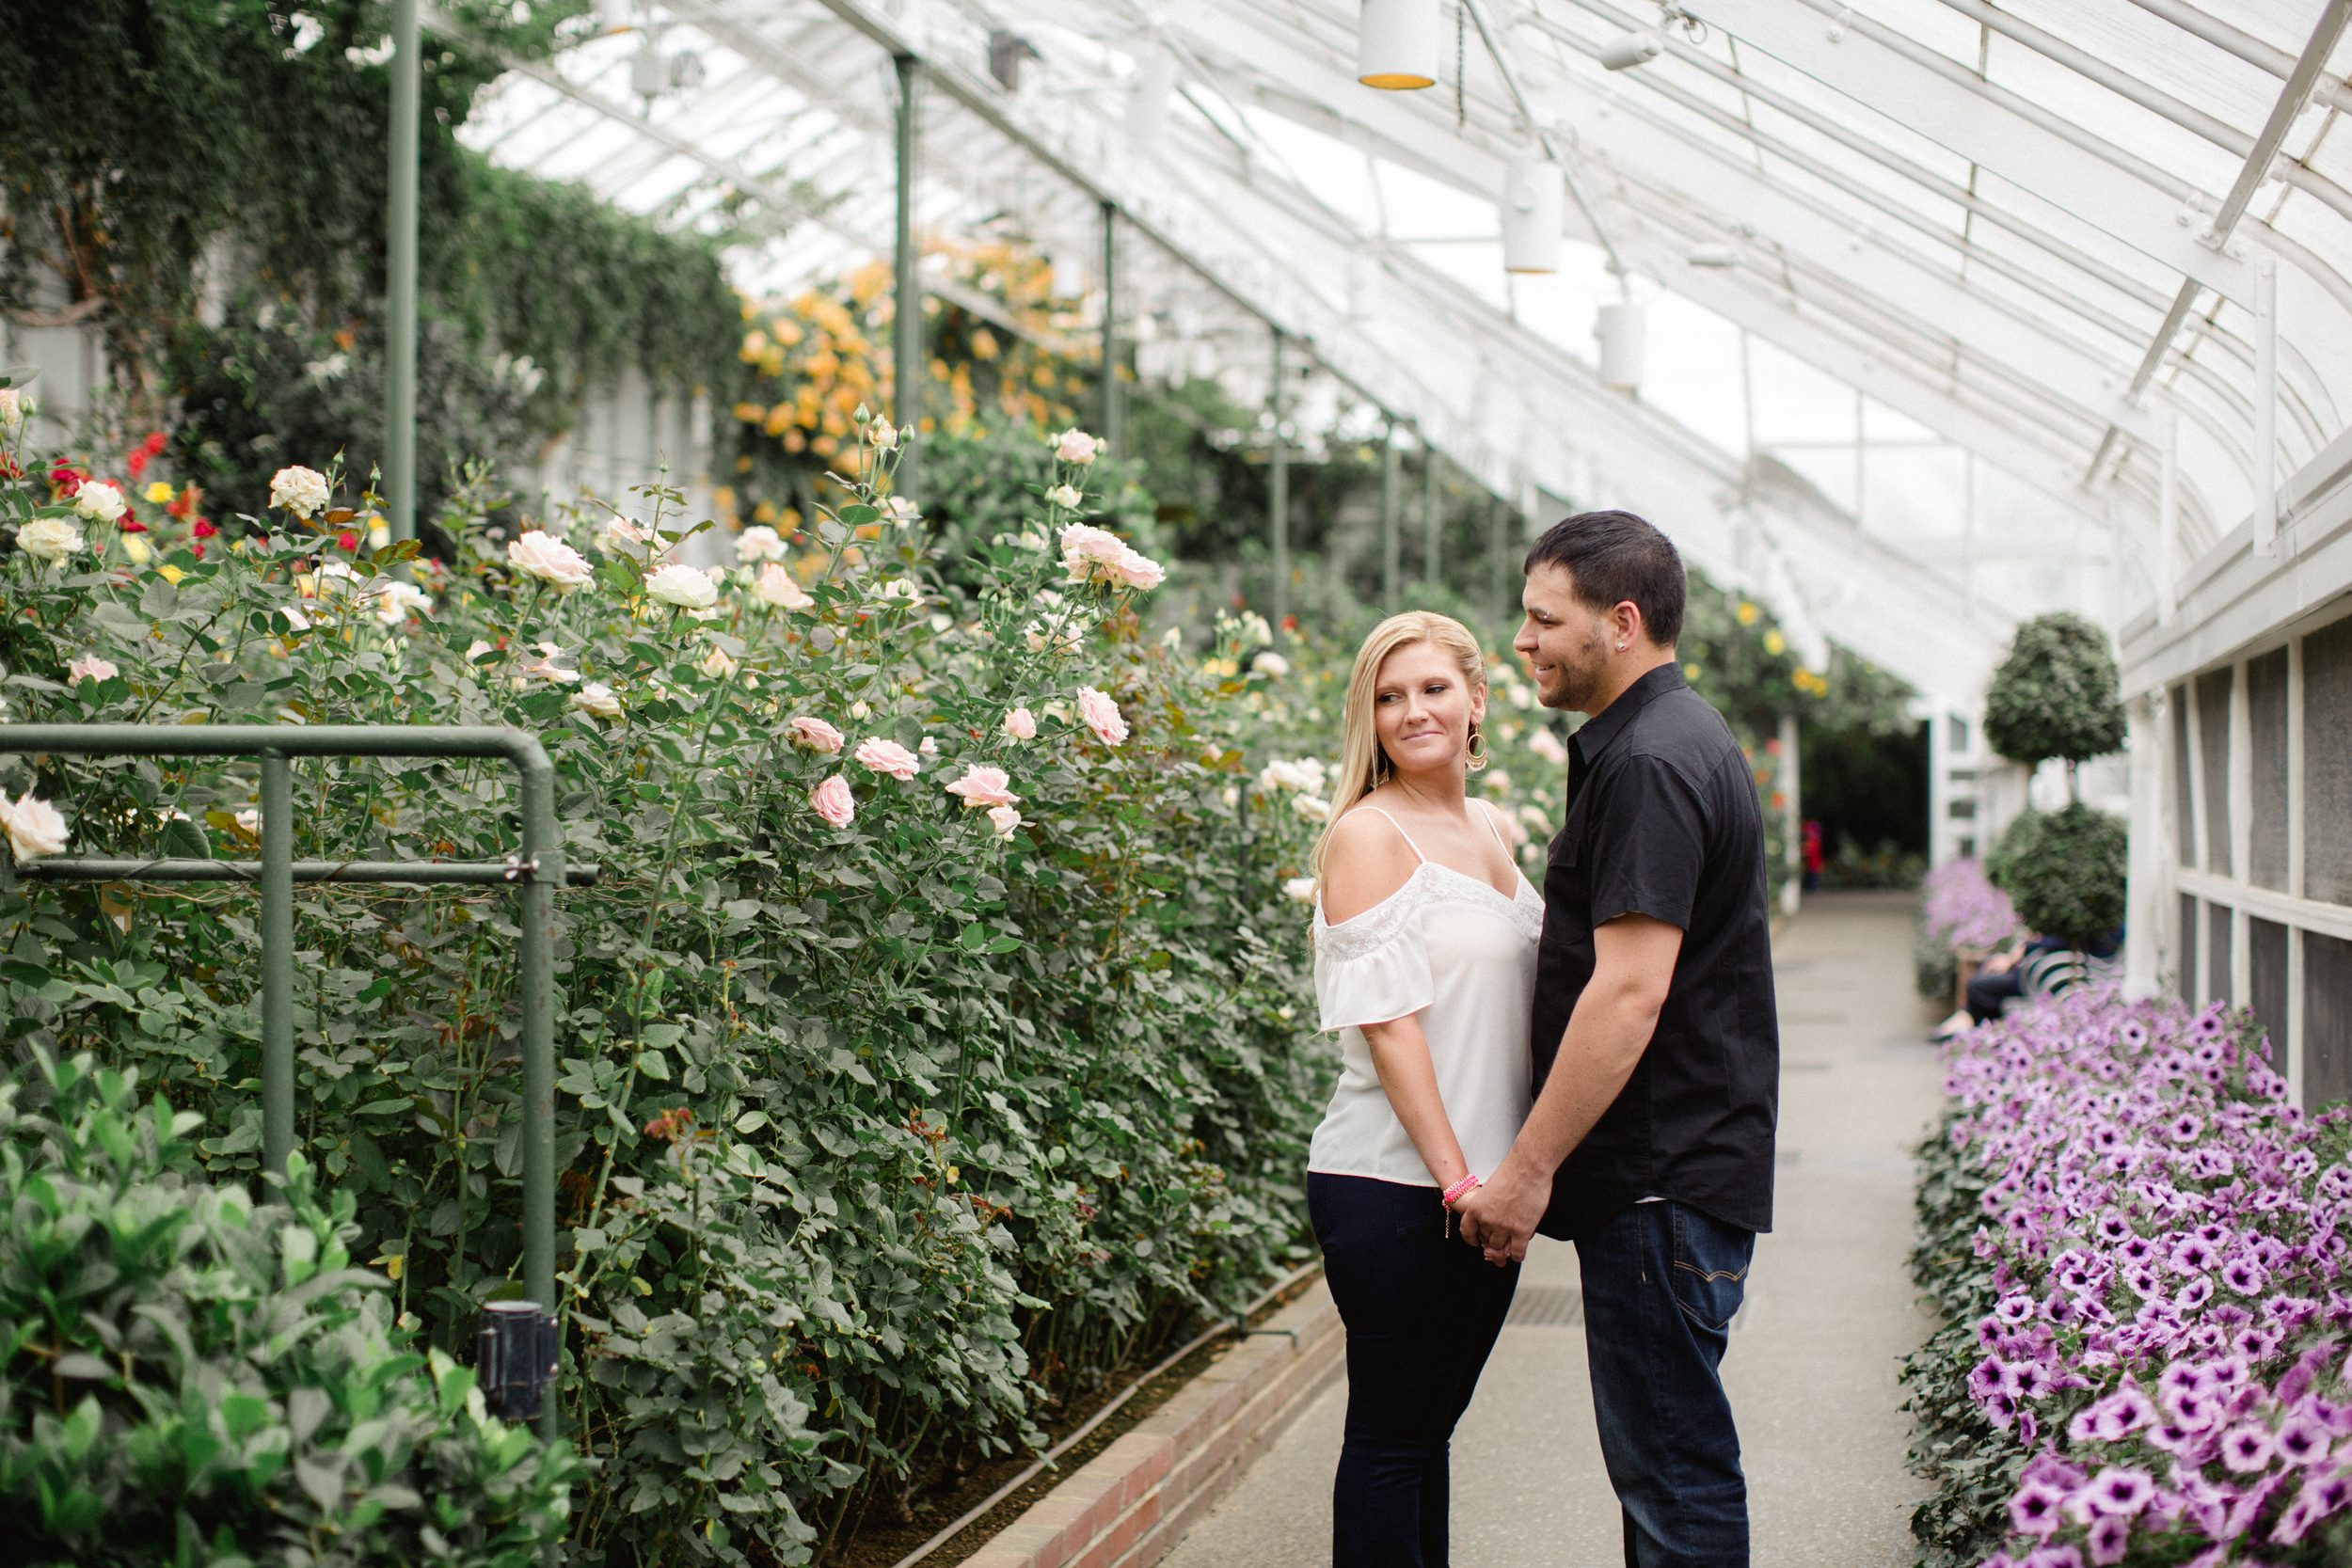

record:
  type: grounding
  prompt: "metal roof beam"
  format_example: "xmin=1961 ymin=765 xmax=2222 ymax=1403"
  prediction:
xmin=2123 ymin=0 xmax=2352 ymax=117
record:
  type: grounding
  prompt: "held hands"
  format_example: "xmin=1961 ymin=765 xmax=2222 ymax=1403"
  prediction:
xmin=1452 ymin=1158 xmax=1547 ymax=1265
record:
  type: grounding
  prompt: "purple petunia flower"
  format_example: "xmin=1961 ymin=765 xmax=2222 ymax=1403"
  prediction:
xmin=2008 ymin=1480 xmax=2068 ymax=1537
xmin=2081 ymin=1466 xmax=2155 ymax=1515
xmin=2218 ymin=1423 xmax=2276 ymax=1472
xmin=2274 ymin=1412 xmax=2330 ymax=1465
xmin=2085 ymin=1513 xmax=2129 ymax=1565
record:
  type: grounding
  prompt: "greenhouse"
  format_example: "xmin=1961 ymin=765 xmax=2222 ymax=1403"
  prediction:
xmin=4 ymin=2 xmax=2352 ymax=1565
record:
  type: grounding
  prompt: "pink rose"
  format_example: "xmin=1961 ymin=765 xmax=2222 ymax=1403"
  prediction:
xmin=1060 ymin=523 xmax=1125 ymax=565
xmin=854 ymin=736 xmax=921 ymax=780
xmin=0 ymin=790 xmax=70 ymax=860
xmin=506 ymin=530 xmax=594 ymax=592
xmin=1075 ymin=686 xmax=1129 ymax=746
xmin=1111 ymin=546 xmax=1165 ymax=590
xmin=1053 ymin=428 xmax=1103 ymax=465
xmin=1003 ymin=706 xmax=1037 ymax=740
xmin=945 ymin=764 xmax=1021 ymax=809
xmin=68 ymin=654 xmax=119 ymax=686
xmin=791 ymin=716 xmax=845 ymax=752
xmin=756 ymin=562 xmax=813 ymax=610
xmin=988 ymin=804 xmax=1024 ymax=840
xmin=809 ymin=774 xmax=855 ymax=829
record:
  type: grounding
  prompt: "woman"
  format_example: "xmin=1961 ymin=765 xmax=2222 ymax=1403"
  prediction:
xmin=1307 ymin=611 xmax=1541 ymax=1568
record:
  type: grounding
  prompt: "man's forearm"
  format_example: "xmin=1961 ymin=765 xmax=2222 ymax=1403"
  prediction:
xmin=1502 ymin=984 xmax=1659 ymax=1180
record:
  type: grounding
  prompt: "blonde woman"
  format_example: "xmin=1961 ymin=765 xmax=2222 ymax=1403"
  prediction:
xmin=1306 ymin=610 xmax=1540 ymax=1568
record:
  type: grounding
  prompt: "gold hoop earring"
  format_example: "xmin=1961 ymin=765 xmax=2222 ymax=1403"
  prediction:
xmin=1466 ymin=723 xmax=1489 ymax=772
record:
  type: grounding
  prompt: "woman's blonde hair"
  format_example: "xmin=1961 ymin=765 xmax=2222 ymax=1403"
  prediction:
xmin=1309 ymin=611 xmax=1489 ymax=884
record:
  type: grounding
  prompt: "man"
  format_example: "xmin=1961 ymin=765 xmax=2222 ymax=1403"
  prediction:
xmin=1454 ymin=510 xmax=1778 ymax=1568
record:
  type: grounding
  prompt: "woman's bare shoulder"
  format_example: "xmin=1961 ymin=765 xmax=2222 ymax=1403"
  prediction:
xmin=1321 ymin=801 xmax=1423 ymax=926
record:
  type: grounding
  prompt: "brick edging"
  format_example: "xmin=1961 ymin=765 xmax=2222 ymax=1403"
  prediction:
xmin=960 ymin=1278 xmax=1344 ymax=1568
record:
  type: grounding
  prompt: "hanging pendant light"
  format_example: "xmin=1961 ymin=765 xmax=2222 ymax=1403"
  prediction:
xmin=1596 ymin=303 xmax=1645 ymax=391
xmin=1502 ymin=158 xmax=1565 ymax=274
xmin=1359 ymin=0 xmax=1440 ymax=89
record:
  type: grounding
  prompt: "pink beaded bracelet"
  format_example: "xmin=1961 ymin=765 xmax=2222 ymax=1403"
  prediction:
xmin=1440 ymin=1173 xmax=1482 ymax=1206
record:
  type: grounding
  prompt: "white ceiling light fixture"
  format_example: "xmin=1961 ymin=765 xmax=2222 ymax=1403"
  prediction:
xmin=1125 ymin=50 xmax=1179 ymax=147
xmin=1598 ymin=31 xmax=1662 ymax=71
xmin=1597 ymin=302 xmax=1645 ymax=391
xmin=1358 ymin=0 xmax=1440 ymax=90
xmin=1502 ymin=157 xmax=1565 ymax=274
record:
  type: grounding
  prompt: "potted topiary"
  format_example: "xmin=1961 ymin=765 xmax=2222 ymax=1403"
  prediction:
xmin=1980 ymin=612 xmax=2128 ymax=974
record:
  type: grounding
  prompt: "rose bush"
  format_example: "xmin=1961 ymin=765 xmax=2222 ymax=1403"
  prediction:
xmin=0 ymin=407 xmax=1333 ymax=1564
xmin=1903 ymin=985 xmax=2352 ymax=1566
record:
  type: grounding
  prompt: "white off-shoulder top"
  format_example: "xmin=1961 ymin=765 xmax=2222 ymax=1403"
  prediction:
xmin=1307 ymin=805 xmax=1542 ymax=1187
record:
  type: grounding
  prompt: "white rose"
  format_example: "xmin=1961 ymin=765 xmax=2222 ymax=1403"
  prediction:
xmin=73 ymin=481 xmax=125 ymax=522
xmin=269 ymin=465 xmax=331 ymax=519
xmin=1283 ymin=876 xmax=1318 ymax=904
xmin=1292 ymin=794 xmax=1330 ymax=822
xmin=571 ymin=682 xmax=623 ymax=719
xmin=373 ymin=580 xmax=433 ymax=626
xmin=1047 ymin=484 xmax=1083 ymax=509
xmin=507 ymin=530 xmax=595 ymax=592
xmin=645 ymin=562 xmax=719 ymax=609
xmin=1053 ymin=428 xmax=1103 ymax=465
xmin=736 ymin=524 xmax=787 ymax=562
xmin=0 ymin=790 xmax=70 ymax=860
xmin=701 ymin=644 xmax=738 ymax=679
xmin=0 ymin=388 xmax=23 ymax=434
xmin=1252 ymin=652 xmax=1291 ymax=678
xmin=884 ymin=496 xmax=919 ymax=526
xmin=17 ymin=517 xmax=86 ymax=563
xmin=868 ymin=418 xmax=899 ymax=450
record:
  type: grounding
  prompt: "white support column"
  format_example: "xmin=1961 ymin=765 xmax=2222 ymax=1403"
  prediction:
xmin=2289 ymin=633 xmax=2307 ymax=1103
xmin=1779 ymin=712 xmax=1803 ymax=918
xmin=2158 ymin=405 xmax=2181 ymax=622
xmin=2185 ymin=677 xmax=2209 ymax=1000
xmin=2255 ymin=254 xmax=2280 ymax=557
xmin=2231 ymin=660 xmax=2254 ymax=1005
xmin=2124 ymin=691 xmax=2167 ymax=1002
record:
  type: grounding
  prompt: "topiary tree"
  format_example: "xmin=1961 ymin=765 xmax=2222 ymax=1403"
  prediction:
xmin=1999 ymin=802 xmax=2127 ymax=952
xmin=1981 ymin=612 xmax=2126 ymax=800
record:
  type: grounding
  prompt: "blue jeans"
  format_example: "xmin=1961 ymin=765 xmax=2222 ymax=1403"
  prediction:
xmin=1577 ymin=1200 xmax=1755 ymax=1568
xmin=1310 ymin=1172 xmax=1519 ymax=1568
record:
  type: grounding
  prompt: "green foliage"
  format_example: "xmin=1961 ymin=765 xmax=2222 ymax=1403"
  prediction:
xmin=1983 ymin=808 xmax=2042 ymax=895
xmin=3 ymin=1 xmax=739 ymax=522
xmin=0 ymin=419 xmax=1328 ymax=1563
xmin=0 ymin=1049 xmax=578 ymax=1564
xmin=1981 ymin=611 xmax=2126 ymax=773
xmin=1999 ymin=802 xmax=2126 ymax=950
xmin=1901 ymin=1107 xmax=2020 ymax=1568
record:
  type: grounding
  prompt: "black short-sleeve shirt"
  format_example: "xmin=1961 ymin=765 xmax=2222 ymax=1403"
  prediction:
xmin=1531 ymin=662 xmax=1778 ymax=1241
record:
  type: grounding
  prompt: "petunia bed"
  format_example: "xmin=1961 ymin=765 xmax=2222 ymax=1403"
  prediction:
xmin=1915 ymin=984 xmax=2352 ymax=1567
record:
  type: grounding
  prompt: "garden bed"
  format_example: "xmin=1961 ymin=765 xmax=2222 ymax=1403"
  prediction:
xmin=1903 ymin=983 xmax=2352 ymax=1567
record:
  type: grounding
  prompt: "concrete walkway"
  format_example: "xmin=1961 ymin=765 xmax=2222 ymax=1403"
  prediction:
xmin=1163 ymin=892 xmax=1947 ymax=1568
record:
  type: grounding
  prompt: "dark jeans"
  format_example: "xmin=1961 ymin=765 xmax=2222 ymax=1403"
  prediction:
xmin=1964 ymin=963 xmax=2026 ymax=1023
xmin=1578 ymin=1200 xmax=1755 ymax=1568
xmin=1310 ymin=1172 xmax=1518 ymax=1568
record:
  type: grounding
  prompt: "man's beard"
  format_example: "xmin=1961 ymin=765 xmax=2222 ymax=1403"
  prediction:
xmin=1541 ymin=630 xmax=1613 ymax=711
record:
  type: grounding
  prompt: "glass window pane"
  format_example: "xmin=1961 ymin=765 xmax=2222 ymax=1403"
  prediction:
xmin=2197 ymin=670 xmax=2233 ymax=877
xmin=2178 ymin=893 xmax=2199 ymax=1007
xmin=2249 ymin=649 xmax=2290 ymax=891
xmin=2172 ymin=684 xmax=2195 ymax=867
xmin=2305 ymin=929 xmax=2352 ymax=1115
xmin=2208 ymin=902 xmax=2234 ymax=1007
xmin=2250 ymin=917 xmax=2290 ymax=1078
xmin=2305 ymin=617 xmax=2352 ymax=906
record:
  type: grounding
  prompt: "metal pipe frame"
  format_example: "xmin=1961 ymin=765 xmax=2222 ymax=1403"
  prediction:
xmin=0 ymin=724 xmax=565 ymax=1446
xmin=2124 ymin=0 xmax=2352 ymax=117
xmin=1381 ymin=420 xmax=1400 ymax=615
xmin=895 ymin=53 xmax=923 ymax=503
xmin=1270 ymin=329 xmax=1289 ymax=641
xmin=386 ymin=0 xmax=421 ymax=542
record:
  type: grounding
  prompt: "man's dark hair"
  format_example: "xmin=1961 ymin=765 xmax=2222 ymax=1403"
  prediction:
xmin=1522 ymin=509 xmax=1686 ymax=648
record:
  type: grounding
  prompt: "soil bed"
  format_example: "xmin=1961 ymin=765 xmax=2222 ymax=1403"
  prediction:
xmin=828 ymin=1268 xmax=1326 ymax=1568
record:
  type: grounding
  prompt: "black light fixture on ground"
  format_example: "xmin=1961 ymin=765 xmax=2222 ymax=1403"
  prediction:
xmin=1358 ymin=0 xmax=1440 ymax=89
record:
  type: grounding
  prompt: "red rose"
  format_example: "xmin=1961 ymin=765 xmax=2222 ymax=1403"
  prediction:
xmin=127 ymin=450 xmax=149 ymax=479
xmin=337 ymin=531 xmax=358 ymax=551
xmin=119 ymin=517 xmax=148 ymax=533
xmin=190 ymin=517 xmax=218 ymax=538
xmin=141 ymin=432 xmax=166 ymax=456
xmin=191 ymin=541 xmax=205 ymax=560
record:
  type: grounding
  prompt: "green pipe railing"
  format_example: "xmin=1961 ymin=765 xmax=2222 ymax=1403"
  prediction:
xmin=0 ymin=724 xmax=587 ymax=1443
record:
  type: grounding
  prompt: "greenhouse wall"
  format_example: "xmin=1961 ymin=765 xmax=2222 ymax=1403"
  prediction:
xmin=2122 ymin=424 xmax=2352 ymax=1113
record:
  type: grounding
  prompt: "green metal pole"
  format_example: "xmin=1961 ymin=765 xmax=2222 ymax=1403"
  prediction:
xmin=1099 ymin=200 xmax=1123 ymax=455
xmin=1381 ymin=420 xmax=1400 ymax=615
xmin=261 ymin=752 xmax=294 ymax=1181
xmin=1270 ymin=330 xmax=1288 ymax=641
xmin=1422 ymin=443 xmax=1441 ymax=592
xmin=518 ymin=756 xmax=560 ymax=1446
xmin=386 ymin=0 xmax=420 ymax=542
xmin=1490 ymin=492 xmax=1508 ymax=635
xmin=893 ymin=54 xmax=922 ymax=509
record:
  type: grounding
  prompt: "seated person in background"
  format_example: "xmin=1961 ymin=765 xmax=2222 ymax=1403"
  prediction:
xmin=1932 ymin=926 xmax=2124 ymax=1038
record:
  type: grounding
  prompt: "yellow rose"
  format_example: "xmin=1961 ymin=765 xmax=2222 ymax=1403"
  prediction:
xmin=1736 ymin=602 xmax=1759 ymax=626
xmin=157 ymin=563 xmax=183 ymax=584
xmin=143 ymin=481 xmax=173 ymax=503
